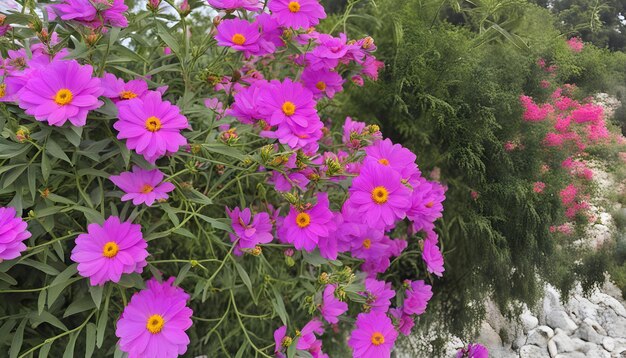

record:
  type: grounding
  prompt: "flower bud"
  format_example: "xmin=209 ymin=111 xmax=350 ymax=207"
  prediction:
xmin=179 ymin=0 xmax=191 ymax=16
xmin=147 ymin=0 xmax=161 ymax=11
xmin=15 ymin=127 xmax=30 ymax=142
xmin=318 ymin=272 xmax=330 ymax=284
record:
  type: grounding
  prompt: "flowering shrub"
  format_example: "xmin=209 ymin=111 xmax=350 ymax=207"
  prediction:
xmin=0 ymin=1 xmax=446 ymax=357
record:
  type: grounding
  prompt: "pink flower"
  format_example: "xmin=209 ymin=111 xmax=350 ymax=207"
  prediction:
xmin=101 ymin=73 xmax=149 ymax=103
xmin=227 ymin=80 xmax=267 ymax=124
xmin=268 ymin=0 xmax=326 ymax=29
xmin=403 ymin=280 xmax=433 ymax=315
xmin=407 ymin=178 xmax=446 ymax=233
xmin=361 ymin=55 xmax=384 ymax=80
xmin=342 ymin=117 xmax=368 ymax=147
xmin=504 ymin=141 xmax=516 ymax=152
xmin=533 ymin=181 xmax=546 ymax=194
xmin=116 ymin=277 xmax=193 ymax=358
xmin=320 ymin=284 xmax=348 ymax=324
xmin=572 ymin=103 xmax=602 ymax=124
xmin=560 ymin=184 xmax=577 ymax=206
xmin=70 ymin=216 xmax=148 ymax=286
xmin=364 ymin=278 xmax=395 ymax=313
xmin=307 ymin=33 xmax=351 ymax=70
xmin=364 ymin=138 xmax=420 ymax=185
xmin=208 ymin=0 xmax=263 ymax=11
xmin=278 ymin=193 xmax=336 ymax=252
xmin=390 ymin=307 xmax=415 ymax=336
xmin=114 ymin=91 xmax=189 ymax=163
xmin=567 ymin=37 xmax=584 ymax=53
xmin=520 ymin=95 xmax=552 ymax=122
xmin=215 ymin=19 xmax=262 ymax=58
xmin=301 ymin=68 xmax=344 ymax=99
xmin=422 ymin=234 xmax=444 ymax=277
xmin=540 ymin=80 xmax=551 ymax=89
xmin=48 ymin=0 xmax=128 ymax=28
xmin=457 ymin=343 xmax=489 ymax=358
xmin=109 ymin=166 xmax=175 ymax=206
xmin=348 ymin=312 xmax=398 ymax=358
xmin=226 ymin=207 xmax=273 ymax=251
xmin=346 ymin=161 xmax=411 ymax=230
xmin=18 ymin=60 xmax=103 ymax=126
xmin=0 ymin=207 xmax=31 ymax=261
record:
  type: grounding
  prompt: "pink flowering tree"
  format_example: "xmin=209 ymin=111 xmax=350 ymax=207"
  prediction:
xmin=0 ymin=1 xmax=446 ymax=357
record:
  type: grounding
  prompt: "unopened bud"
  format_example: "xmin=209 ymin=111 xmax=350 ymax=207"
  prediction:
xmin=318 ymin=272 xmax=329 ymax=284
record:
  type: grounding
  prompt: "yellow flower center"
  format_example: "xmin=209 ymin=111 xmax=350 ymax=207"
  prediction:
xmin=282 ymin=101 xmax=296 ymax=116
xmin=54 ymin=88 xmax=73 ymax=106
xmin=378 ymin=158 xmax=390 ymax=166
xmin=315 ymin=81 xmax=327 ymax=91
xmin=0 ymin=84 xmax=6 ymax=98
xmin=288 ymin=1 xmax=300 ymax=12
xmin=371 ymin=186 xmax=389 ymax=204
xmin=363 ymin=239 xmax=371 ymax=249
xmin=102 ymin=241 xmax=119 ymax=258
xmin=140 ymin=184 xmax=154 ymax=194
xmin=371 ymin=332 xmax=385 ymax=346
xmin=146 ymin=314 xmax=165 ymax=334
xmin=425 ymin=201 xmax=434 ymax=208
xmin=145 ymin=116 xmax=162 ymax=132
xmin=296 ymin=212 xmax=311 ymax=228
xmin=232 ymin=33 xmax=246 ymax=45
xmin=119 ymin=90 xmax=137 ymax=100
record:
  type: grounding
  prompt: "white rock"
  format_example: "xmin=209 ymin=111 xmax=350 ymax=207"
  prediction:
xmin=570 ymin=338 xmax=593 ymax=353
xmin=546 ymin=311 xmax=578 ymax=334
xmin=543 ymin=286 xmax=563 ymax=319
xmin=603 ymin=337 xmax=616 ymax=351
xmin=547 ymin=339 xmax=557 ymax=358
xmin=583 ymin=317 xmax=608 ymax=336
xmin=551 ymin=332 xmax=575 ymax=353
xmin=574 ymin=321 xmax=605 ymax=344
xmin=478 ymin=321 xmax=502 ymax=347
xmin=597 ymin=308 xmax=626 ymax=338
xmin=527 ymin=326 xmax=555 ymax=348
xmin=585 ymin=346 xmax=611 ymax=358
xmin=521 ymin=311 xmax=540 ymax=333
xmin=520 ymin=344 xmax=550 ymax=358
xmin=590 ymin=292 xmax=626 ymax=317
xmin=554 ymin=352 xmax=585 ymax=358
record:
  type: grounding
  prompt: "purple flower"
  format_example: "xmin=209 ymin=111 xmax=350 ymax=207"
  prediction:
xmin=422 ymin=233 xmax=444 ymax=277
xmin=0 ymin=207 xmax=31 ymax=261
xmin=407 ymin=178 xmax=446 ymax=233
xmin=301 ymin=68 xmax=345 ymax=99
xmin=346 ymin=161 xmax=411 ymax=229
xmin=274 ymin=325 xmax=288 ymax=357
xmin=297 ymin=319 xmax=324 ymax=351
xmin=278 ymin=193 xmax=336 ymax=252
xmin=226 ymin=207 xmax=273 ymax=251
xmin=48 ymin=0 xmax=128 ymax=28
xmin=114 ymin=91 xmax=189 ymax=163
xmin=70 ymin=216 xmax=148 ymax=286
xmin=349 ymin=227 xmax=387 ymax=260
xmin=18 ymin=60 xmax=103 ymax=126
xmin=256 ymin=13 xmax=285 ymax=49
xmin=101 ymin=73 xmax=149 ymax=103
xmin=116 ymin=277 xmax=193 ymax=358
xmin=268 ymin=0 xmax=326 ymax=29
xmin=348 ymin=312 xmax=398 ymax=358
xmin=208 ymin=0 xmax=262 ymax=11
xmin=390 ymin=307 xmax=415 ymax=336
xmin=364 ymin=278 xmax=395 ymax=313
xmin=364 ymin=138 xmax=420 ymax=185
xmin=109 ymin=166 xmax=175 ymax=206
xmin=227 ymin=80 xmax=267 ymax=124
xmin=215 ymin=19 xmax=262 ymax=58
xmin=403 ymin=280 xmax=433 ymax=316
xmin=320 ymin=284 xmax=348 ymax=324
xmin=456 ymin=343 xmax=489 ymax=358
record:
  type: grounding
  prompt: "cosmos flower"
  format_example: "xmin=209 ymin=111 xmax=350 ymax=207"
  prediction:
xmin=208 ymin=0 xmax=262 ymax=11
xmin=390 ymin=308 xmax=415 ymax=336
xmin=0 ymin=207 xmax=31 ymax=261
xmin=456 ymin=343 xmax=489 ymax=358
xmin=109 ymin=166 xmax=175 ymax=206
xmin=403 ymin=280 xmax=433 ymax=316
xmin=422 ymin=234 xmax=444 ymax=277
xmin=345 ymin=161 xmax=411 ymax=230
xmin=268 ymin=0 xmax=326 ymax=29
xmin=116 ymin=277 xmax=193 ymax=358
xmin=301 ymin=68 xmax=344 ymax=99
xmin=114 ymin=91 xmax=189 ymax=163
xmin=227 ymin=80 xmax=268 ymax=124
xmin=48 ymin=0 xmax=128 ymax=28
xmin=364 ymin=138 xmax=420 ymax=185
xmin=70 ymin=216 xmax=148 ymax=286
xmin=18 ymin=60 xmax=103 ymax=126
xmin=278 ymin=193 xmax=336 ymax=252
xmin=226 ymin=207 xmax=274 ymax=252
xmin=320 ymin=284 xmax=348 ymax=324
xmin=364 ymin=278 xmax=395 ymax=313
xmin=215 ymin=19 xmax=262 ymax=58
xmin=348 ymin=312 xmax=398 ymax=358
xmin=101 ymin=73 xmax=149 ymax=103
xmin=258 ymin=78 xmax=320 ymax=128
xmin=406 ymin=178 xmax=445 ymax=233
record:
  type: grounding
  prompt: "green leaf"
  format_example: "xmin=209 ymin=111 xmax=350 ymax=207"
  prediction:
xmin=38 ymin=342 xmax=52 ymax=358
xmin=9 ymin=319 xmax=27 ymax=358
xmin=36 ymin=206 xmax=63 ymax=218
xmin=174 ymin=263 xmax=192 ymax=286
xmin=96 ymin=289 xmax=110 ymax=348
xmin=0 ymin=271 xmax=18 ymax=285
xmin=85 ymin=323 xmax=96 ymax=358
xmin=302 ymin=250 xmax=328 ymax=267
xmin=21 ymin=259 xmax=60 ymax=275
xmin=161 ymin=203 xmax=180 ymax=226
xmin=41 ymin=152 xmax=51 ymax=181
xmin=73 ymin=205 xmax=104 ymax=223
xmin=156 ymin=21 xmax=180 ymax=56
xmin=2 ymin=165 xmax=27 ymax=189
xmin=271 ymin=287 xmax=288 ymax=326
xmin=46 ymin=193 xmax=76 ymax=205
xmin=63 ymin=331 xmax=78 ymax=358
xmin=38 ymin=289 xmax=47 ymax=315
xmin=46 ymin=137 xmax=72 ymax=164
xmin=31 ymin=310 xmax=69 ymax=331
xmin=64 ymin=295 xmax=96 ymax=318
xmin=233 ymin=260 xmax=257 ymax=304
xmin=0 ymin=139 xmax=31 ymax=159
xmin=47 ymin=264 xmax=79 ymax=307
xmin=89 ymin=285 xmax=103 ymax=310
xmin=203 ymin=143 xmax=246 ymax=161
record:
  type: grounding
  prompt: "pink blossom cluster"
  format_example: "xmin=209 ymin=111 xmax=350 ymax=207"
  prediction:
xmin=567 ymin=37 xmax=584 ymax=53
